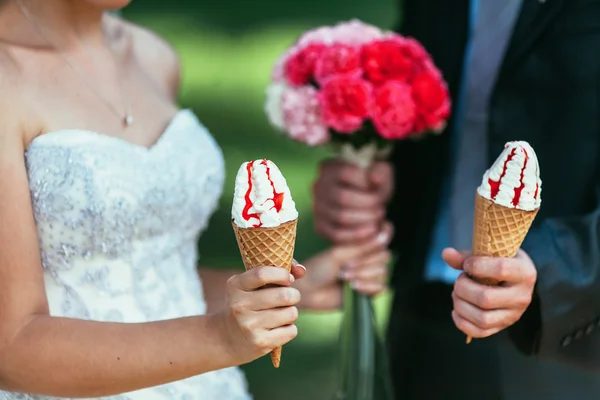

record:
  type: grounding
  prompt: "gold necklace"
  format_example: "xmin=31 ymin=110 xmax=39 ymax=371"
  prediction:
xmin=16 ymin=0 xmax=134 ymax=127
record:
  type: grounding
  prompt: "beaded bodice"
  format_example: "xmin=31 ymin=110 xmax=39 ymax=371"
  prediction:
xmin=1 ymin=110 xmax=251 ymax=400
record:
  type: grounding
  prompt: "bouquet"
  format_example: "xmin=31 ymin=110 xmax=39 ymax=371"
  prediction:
xmin=265 ymin=19 xmax=450 ymax=168
xmin=264 ymin=19 xmax=451 ymax=399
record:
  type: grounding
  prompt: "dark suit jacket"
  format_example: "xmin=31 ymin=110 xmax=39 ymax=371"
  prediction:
xmin=389 ymin=0 xmax=600 ymax=375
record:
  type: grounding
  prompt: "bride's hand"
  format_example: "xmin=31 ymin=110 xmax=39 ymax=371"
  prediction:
xmin=296 ymin=221 xmax=393 ymax=311
xmin=216 ymin=266 xmax=301 ymax=365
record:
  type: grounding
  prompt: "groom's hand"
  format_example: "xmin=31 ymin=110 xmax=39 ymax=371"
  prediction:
xmin=313 ymin=160 xmax=394 ymax=244
xmin=442 ymin=248 xmax=537 ymax=339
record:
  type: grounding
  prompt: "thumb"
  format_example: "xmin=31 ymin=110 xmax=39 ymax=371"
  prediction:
xmin=441 ymin=248 xmax=471 ymax=271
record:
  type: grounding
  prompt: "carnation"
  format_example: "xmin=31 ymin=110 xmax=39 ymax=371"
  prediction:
xmin=314 ymin=44 xmax=362 ymax=84
xmin=361 ymin=39 xmax=418 ymax=85
xmin=283 ymin=43 xmax=327 ymax=86
xmin=264 ymin=82 xmax=287 ymax=130
xmin=330 ymin=19 xmax=384 ymax=45
xmin=297 ymin=26 xmax=336 ymax=47
xmin=411 ymin=62 xmax=451 ymax=133
xmin=370 ymin=81 xmax=416 ymax=139
xmin=318 ymin=75 xmax=373 ymax=134
xmin=281 ymin=85 xmax=330 ymax=145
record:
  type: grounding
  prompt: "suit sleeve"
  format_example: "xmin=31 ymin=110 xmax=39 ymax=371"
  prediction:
xmin=508 ymin=195 xmax=600 ymax=371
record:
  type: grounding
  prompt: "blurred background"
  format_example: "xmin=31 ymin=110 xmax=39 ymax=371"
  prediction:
xmin=122 ymin=1 xmax=398 ymax=399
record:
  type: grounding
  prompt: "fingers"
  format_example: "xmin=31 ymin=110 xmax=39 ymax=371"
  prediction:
xmin=315 ymin=218 xmax=379 ymax=244
xmin=261 ymin=324 xmax=299 ymax=349
xmin=313 ymin=184 xmax=385 ymax=210
xmin=245 ymin=286 xmax=302 ymax=310
xmin=463 ymin=255 xmax=537 ymax=285
xmin=352 ymin=281 xmax=387 ymax=296
xmin=340 ymin=250 xmax=390 ymax=296
xmin=331 ymin=221 xmax=394 ymax=265
xmin=313 ymin=160 xmax=389 ymax=244
xmin=233 ymin=267 xmax=295 ymax=291
xmin=453 ymin=273 xmax=531 ymax=310
xmin=441 ymin=248 xmax=471 ymax=271
xmin=291 ymin=260 xmax=306 ymax=281
xmin=452 ymin=288 xmax=518 ymax=330
xmin=451 ymin=310 xmax=502 ymax=339
xmin=262 ymin=306 xmax=299 ymax=329
xmin=313 ymin=199 xmax=385 ymax=227
xmin=341 ymin=250 xmax=390 ymax=280
xmin=319 ymin=160 xmax=371 ymax=191
xmin=368 ymin=161 xmax=394 ymax=202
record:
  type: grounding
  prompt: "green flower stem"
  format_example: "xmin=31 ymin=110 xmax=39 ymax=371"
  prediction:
xmin=336 ymin=284 xmax=393 ymax=400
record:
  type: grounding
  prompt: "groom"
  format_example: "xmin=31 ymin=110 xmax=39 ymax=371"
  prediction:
xmin=313 ymin=0 xmax=600 ymax=399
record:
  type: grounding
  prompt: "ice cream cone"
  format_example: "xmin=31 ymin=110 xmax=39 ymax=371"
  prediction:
xmin=466 ymin=193 xmax=538 ymax=343
xmin=231 ymin=218 xmax=298 ymax=367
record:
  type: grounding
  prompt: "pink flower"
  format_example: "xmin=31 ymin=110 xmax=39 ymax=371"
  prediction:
xmin=330 ymin=19 xmax=384 ymax=45
xmin=283 ymin=43 xmax=327 ymax=86
xmin=318 ymin=75 xmax=372 ymax=133
xmin=370 ymin=81 xmax=416 ymax=139
xmin=298 ymin=26 xmax=335 ymax=47
xmin=281 ymin=86 xmax=330 ymax=146
xmin=314 ymin=44 xmax=362 ymax=84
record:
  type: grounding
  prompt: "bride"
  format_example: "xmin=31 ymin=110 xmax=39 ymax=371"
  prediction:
xmin=0 ymin=0 xmax=392 ymax=398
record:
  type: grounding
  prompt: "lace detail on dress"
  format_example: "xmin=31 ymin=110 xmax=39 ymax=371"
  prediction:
xmin=0 ymin=110 xmax=251 ymax=400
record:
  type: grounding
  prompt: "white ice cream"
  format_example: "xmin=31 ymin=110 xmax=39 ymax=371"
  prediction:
xmin=477 ymin=141 xmax=542 ymax=211
xmin=232 ymin=159 xmax=298 ymax=228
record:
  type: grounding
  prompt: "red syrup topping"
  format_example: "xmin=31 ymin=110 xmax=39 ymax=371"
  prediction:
xmin=488 ymin=147 xmax=516 ymax=200
xmin=533 ymin=163 xmax=540 ymax=200
xmin=512 ymin=148 xmax=529 ymax=207
xmin=261 ymin=159 xmax=284 ymax=213
xmin=241 ymin=160 xmax=262 ymax=227
xmin=241 ymin=160 xmax=286 ymax=228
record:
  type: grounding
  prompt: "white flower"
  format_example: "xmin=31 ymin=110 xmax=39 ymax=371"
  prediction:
xmin=264 ymin=82 xmax=287 ymax=130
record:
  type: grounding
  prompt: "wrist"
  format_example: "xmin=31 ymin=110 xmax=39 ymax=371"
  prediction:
xmin=202 ymin=313 xmax=241 ymax=367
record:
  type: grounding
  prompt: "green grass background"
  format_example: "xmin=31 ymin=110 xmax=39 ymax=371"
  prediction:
xmin=122 ymin=2 xmax=398 ymax=398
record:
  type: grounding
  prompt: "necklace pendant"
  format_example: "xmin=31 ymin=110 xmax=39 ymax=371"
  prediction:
xmin=124 ymin=115 xmax=134 ymax=127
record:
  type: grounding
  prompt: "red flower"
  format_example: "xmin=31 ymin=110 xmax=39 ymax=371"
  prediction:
xmin=314 ymin=44 xmax=362 ymax=84
xmin=402 ymin=37 xmax=432 ymax=64
xmin=411 ymin=62 xmax=451 ymax=133
xmin=318 ymin=75 xmax=372 ymax=133
xmin=370 ymin=81 xmax=416 ymax=140
xmin=284 ymin=43 xmax=327 ymax=86
xmin=361 ymin=39 xmax=424 ymax=85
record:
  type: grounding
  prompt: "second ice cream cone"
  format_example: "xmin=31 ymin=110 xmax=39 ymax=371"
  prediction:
xmin=231 ymin=219 xmax=298 ymax=367
xmin=466 ymin=194 xmax=538 ymax=344
xmin=465 ymin=141 xmax=542 ymax=344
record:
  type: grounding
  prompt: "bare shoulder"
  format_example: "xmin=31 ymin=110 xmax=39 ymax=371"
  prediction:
xmin=111 ymin=16 xmax=181 ymax=100
xmin=0 ymin=47 xmax=28 ymax=147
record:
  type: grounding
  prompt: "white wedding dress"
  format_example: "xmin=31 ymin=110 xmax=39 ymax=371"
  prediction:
xmin=0 ymin=110 xmax=252 ymax=399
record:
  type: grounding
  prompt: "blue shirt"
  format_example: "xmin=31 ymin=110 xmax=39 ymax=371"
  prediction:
xmin=424 ymin=0 xmax=523 ymax=283
xmin=423 ymin=0 xmax=487 ymax=283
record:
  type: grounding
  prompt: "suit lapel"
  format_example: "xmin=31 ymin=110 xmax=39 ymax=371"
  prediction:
xmin=499 ymin=0 xmax=564 ymax=79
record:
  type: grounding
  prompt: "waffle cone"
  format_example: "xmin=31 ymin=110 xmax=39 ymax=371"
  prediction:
xmin=231 ymin=219 xmax=298 ymax=368
xmin=472 ymin=194 xmax=538 ymax=260
xmin=466 ymin=194 xmax=538 ymax=344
